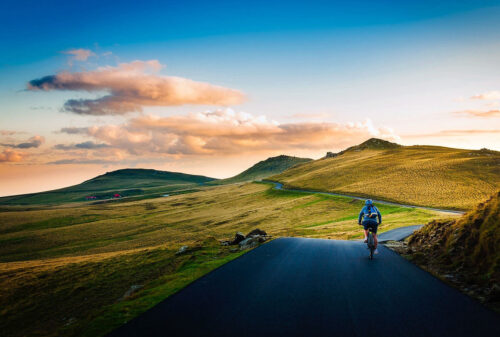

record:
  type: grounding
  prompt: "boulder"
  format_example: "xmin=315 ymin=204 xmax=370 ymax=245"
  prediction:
xmin=230 ymin=232 xmax=246 ymax=245
xmin=239 ymin=237 xmax=259 ymax=250
xmin=246 ymin=229 xmax=267 ymax=237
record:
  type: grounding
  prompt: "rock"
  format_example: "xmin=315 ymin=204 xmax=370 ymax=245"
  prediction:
xmin=246 ymin=229 xmax=267 ymax=237
xmin=239 ymin=237 xmax=259 ymax=250
xmin=230 ymin=232 xmax=246 ymax=245
xmin=229 ymin=248 xmax=238 ymax=253
xmin=176 ymin=245 xmax=189 ymax=255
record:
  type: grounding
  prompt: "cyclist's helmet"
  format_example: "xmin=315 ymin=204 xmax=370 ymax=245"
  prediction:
xmin=365 ymin=199 xmax=373 ymax=206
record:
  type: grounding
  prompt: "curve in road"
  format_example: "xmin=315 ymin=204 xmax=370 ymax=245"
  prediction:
xmin=377 ymin=225 xmax=424 ymax=242
xmin=265 ymin=181 xmax=465 ymax=215
xmin=107 ymin=238 xmax=499 ymax=337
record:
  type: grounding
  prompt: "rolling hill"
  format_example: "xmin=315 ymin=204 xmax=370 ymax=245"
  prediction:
xmin=271 ymin=138 xmax=500 ymax=210
xmin=0 ymin=169 xmax=216 ymax=205
xmin=211 ymin=155 xmax=312 ymax=185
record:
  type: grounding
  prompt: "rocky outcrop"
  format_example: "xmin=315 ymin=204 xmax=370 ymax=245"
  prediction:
xmin=221 ymin=229 xmax=272 ymax=250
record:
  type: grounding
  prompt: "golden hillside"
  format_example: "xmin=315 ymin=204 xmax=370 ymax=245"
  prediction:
xmin=271 ymin=138 xmax=500 ymax=210
xmin=407 ymin=191 xmax=500 ymax=310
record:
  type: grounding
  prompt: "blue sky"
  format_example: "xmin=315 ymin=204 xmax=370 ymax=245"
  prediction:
xmin=0 ymin=0 xmax=499 ymax=196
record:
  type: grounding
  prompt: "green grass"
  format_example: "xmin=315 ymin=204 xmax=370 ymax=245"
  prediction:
xmin=0 ymin=168 xmax=216 ymax=206
xmin=0 ymin=182 xmax=457 ymax=336
xmin=271 ymin=138 xmax=500 ymax=210
xmin=210 ymin=155 xmax=311 ymax=185
xmin=0 ymin=238 xmax=245 ymax=337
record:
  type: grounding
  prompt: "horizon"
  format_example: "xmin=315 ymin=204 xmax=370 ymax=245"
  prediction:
xmin=1 ymin=0 xmax=500 ymax=196
xmin=1 ymin=137 xmax=495 ymax=198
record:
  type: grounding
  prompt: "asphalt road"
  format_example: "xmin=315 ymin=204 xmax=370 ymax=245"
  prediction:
xmin=377 ymin=225 xmax=424 ymax=242
xmin=267 ymin=181 xmax=465 ymax=215
xmin=107 ymin=238 xmax=499 ymax=337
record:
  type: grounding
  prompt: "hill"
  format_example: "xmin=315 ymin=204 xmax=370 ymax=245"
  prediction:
xmin=0 ymin=169 xmax=216 ymax=205
xmin=271 ymin=138 xmax=500 ymax=210
xmin=212 ymin=155 xmax=312 ymax=185
xmin=406 ymin=191 xmax=500 ymax=311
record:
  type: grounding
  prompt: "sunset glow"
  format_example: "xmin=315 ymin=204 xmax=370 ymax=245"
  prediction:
xmin=1 ymin=0 xmax=499 ymax=196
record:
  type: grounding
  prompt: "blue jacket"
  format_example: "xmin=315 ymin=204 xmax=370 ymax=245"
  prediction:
xmin=358 ymin=205 xmax=381 ymax=224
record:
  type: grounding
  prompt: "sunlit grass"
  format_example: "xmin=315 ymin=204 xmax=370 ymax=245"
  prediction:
xmin=0 ymin=182 xmax=456 ymax=337
xmin=271 ymin=146 xmax=500 ymax=210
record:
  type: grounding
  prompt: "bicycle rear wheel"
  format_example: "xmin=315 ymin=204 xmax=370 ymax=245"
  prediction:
xmin=368 ymin=232 xmax=375 ymax=259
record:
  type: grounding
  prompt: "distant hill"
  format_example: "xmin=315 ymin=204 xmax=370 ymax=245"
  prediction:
xmin=0 ymin=169 xmax=216 ymax=205
xmin=212 ymin=155 xmax=312 ymax=185
xmin=407 ymin=191 xmax=500 ymax=311
xmin=271 ymin=138 xmax=500 ymax=210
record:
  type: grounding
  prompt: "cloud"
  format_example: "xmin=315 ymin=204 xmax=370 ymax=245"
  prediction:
xmin=59 ymin=127 xmax=89 ymax=134
xmin=0 ymin=149 xmax=24 ymax=162
xmin=471 ymin=91 xmax=500 ymax=100
xmin=27 ymin=60 xmax=245 ymax=115
xmin=1 ymin=136 xmax=45 ymax=149
xmin=404 ymin=129 xmax=500 ymax=138
xmin=63 ymin=48 xmax=96 ymax=62
xmin=454 ymin=109 xmax=500 ymax=118
xmin=48 ymin=158 xmax=115 ymax=165
xmin=54 ymin=141 xmax=110 ymax=150
xmin=60 ymin=109 xmax=399 ymax=156
xmin=0 ymin=130 xmax=23 ymax=136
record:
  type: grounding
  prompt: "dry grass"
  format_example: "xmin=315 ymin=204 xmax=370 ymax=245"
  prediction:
xmin=406 ymin=191 xmax=500 ymax=311
xmin=271 ymin=145 xmax=500 ymax=210
xmin=0 ymin=182 xmax=456 ymax=336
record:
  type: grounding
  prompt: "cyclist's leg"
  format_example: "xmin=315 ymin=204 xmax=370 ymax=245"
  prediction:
xmin=362 ymin=223 xmax=369 ymax=242
xmin=372 ymin=223 xmax=379 ymax=249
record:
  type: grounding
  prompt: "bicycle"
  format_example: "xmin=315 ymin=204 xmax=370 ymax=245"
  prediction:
xmin=367 ymin=227 xmax=376 ymax=260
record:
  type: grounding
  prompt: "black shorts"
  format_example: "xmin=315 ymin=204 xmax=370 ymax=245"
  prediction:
xmin=362 ymin=221 xmax=378 ymax=234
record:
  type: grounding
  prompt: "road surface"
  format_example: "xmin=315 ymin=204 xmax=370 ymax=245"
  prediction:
xmin=266 ymin=181 xmax=465 ymax=215
xmin=107 ymin=238 xmax=499 ymax=337
xmin=378 ymin=225 xmax=424 ymax=242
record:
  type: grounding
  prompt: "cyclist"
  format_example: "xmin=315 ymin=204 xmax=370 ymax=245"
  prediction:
xmin=358 ymin=199 xmax=382 ymax=254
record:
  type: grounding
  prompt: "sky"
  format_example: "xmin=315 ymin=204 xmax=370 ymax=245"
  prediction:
xmin=1 ymin=0 xmax=499 ymax=196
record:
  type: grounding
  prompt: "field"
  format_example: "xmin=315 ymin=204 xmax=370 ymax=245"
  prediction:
xmin=0 ymin=169 xmax=215 ymax=205
xmin=271 ymin=140 xmax=500 ymax=210
xmin=0 ymin=182 xmax=455 ymax=337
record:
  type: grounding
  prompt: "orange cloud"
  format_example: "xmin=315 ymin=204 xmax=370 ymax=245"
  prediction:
xmin=60 ymin=109 xmax=399 ymax=156
xmin=62 ymin=48 xmax=95 ymax=61
xmin=470 ymin=91 xmax=500 ymax=100
xmin=0 ymin=149 xmax=24 ymax=162
xmin=454 ymin=109 xmax=500 ymax=118
xmin=27 ymin=60 xmax=245 ymax=115
xmin=1 ymin=135 xmax=45 ymax=149
xmin=403 ymin=129 xmax=500 ymax=138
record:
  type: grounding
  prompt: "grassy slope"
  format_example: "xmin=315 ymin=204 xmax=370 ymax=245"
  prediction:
xmin=0 ymin=182 xmax=453 ymax=337
xmin=407 ymin=191 xmax=500 ymax=310
xmin=210 ymin=155 xmax=312 ymax=185
xmin=271 ymin=138 xmax=500 ymax=210
xmin=0 ymin=169 xmax=216 ymax=205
